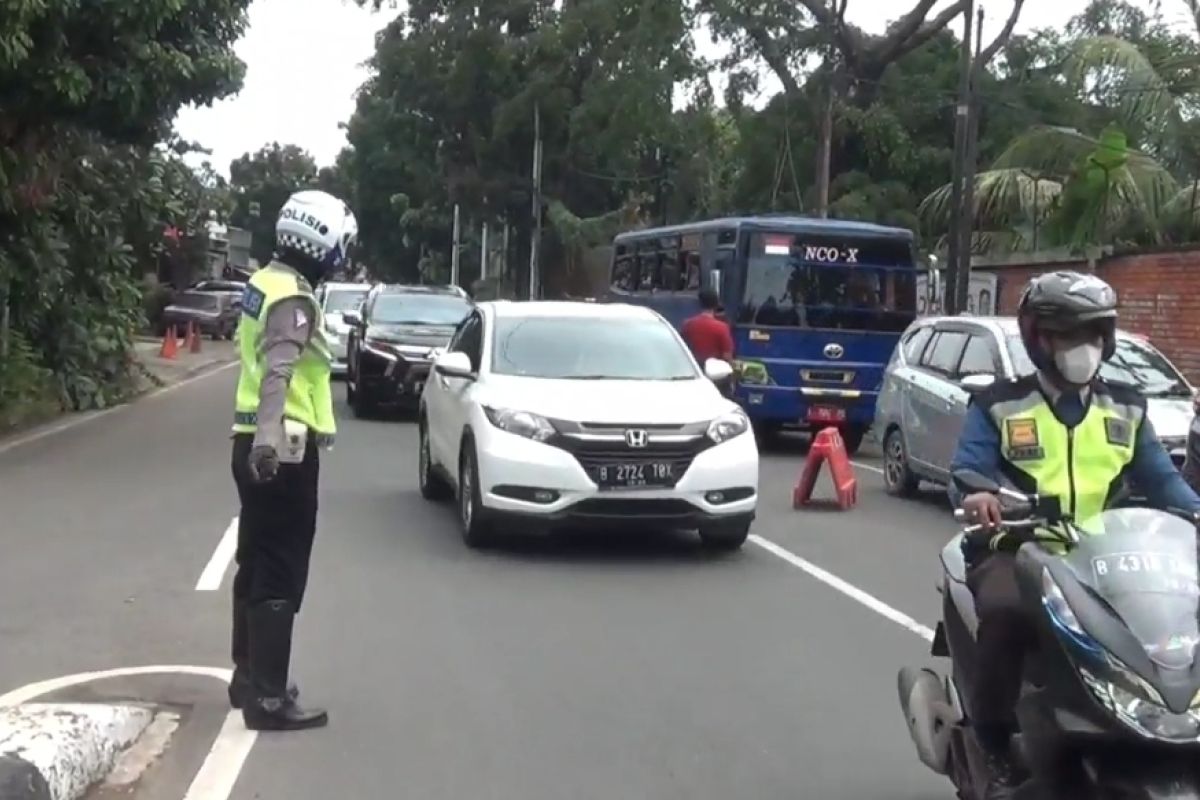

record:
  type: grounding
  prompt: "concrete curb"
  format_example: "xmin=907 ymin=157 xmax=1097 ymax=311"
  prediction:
xmin=0 ymin=705 xmax=152 ymax=800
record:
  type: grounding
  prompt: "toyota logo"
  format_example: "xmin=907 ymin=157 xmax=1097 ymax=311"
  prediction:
xmin=823 ymin=343 xmax=845 ymax=360
xmin=624 ymin=429 xmax=649 ymax=448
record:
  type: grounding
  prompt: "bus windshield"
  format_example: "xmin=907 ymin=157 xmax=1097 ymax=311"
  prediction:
xmin=739 ymin=231 xmax=916 ymax=332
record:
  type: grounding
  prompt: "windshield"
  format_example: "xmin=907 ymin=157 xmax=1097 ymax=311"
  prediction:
xmin=739 ymin=231 xmax=916 ymax=332
xmin=491 ymin=315 xmax=699 ymax=380
xmin=1006 ymin=334 xmax=1191 ymax=398
xmin=324 ymin=289 xmax=368 ymax=315
xmin=1060 ymin=508 xmax=1200 ymax=669
xmin=372 ymin=294 xmax=470 ymax=326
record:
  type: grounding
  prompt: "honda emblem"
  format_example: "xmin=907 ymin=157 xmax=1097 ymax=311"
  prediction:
xmin=624 ymin=429 xmax=649 ymax=448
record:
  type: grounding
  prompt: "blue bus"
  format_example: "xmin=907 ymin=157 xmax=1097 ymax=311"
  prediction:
xmin=604 ymin=215 xmax=918 ymax=454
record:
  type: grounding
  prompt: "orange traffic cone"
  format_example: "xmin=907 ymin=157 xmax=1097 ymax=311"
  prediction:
xmin=187 ymin=320 xmax=202 ymax=353
xmin=159 ymin=325 xmax=179 ymax=359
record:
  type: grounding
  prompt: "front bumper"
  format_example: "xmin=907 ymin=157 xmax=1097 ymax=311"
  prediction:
xmin=474 ymin=422 xmax=758 ymax=530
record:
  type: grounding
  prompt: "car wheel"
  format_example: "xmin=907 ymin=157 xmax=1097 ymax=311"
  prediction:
xmin=883 ymin=428 xmax=921 ymax=498
xmin=458 ymin=441 xmax=493 ymax=549
xmin=418 ymin=421 xmax=452 ymax=501
xmin=350 ymin=381 xmax=373 ymax=418
xmin=698 ymin=520 xmax=750 ymax=551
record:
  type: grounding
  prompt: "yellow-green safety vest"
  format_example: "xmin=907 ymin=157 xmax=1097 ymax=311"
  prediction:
xmin=231 ymin=263 xmax=336 ymax=436
xmin=980 ymin=375 xmax=1144 ymax=542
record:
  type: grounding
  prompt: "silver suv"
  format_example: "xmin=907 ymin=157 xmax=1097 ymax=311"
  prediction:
xmin=874 ymin=315 xmax=1195 ymax=497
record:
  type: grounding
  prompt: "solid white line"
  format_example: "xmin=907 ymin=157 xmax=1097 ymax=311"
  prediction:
xmin=851 ymin=459 xmax=884 ymax=475
xmin=0 ymin=665 xmax=233 ymax=707
xmin=748 ymin=534 xmax=935 ymax=642
xmin=0 ymin=360 xmax=237 ymax=457
xmin=196 ymin=517 xmax=239 ymax=591
xmin=181 ymin=710 xmax=258 ymax=800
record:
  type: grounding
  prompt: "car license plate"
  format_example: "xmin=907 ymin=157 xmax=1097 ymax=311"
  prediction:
xmin=807 ymin=405 xmax=846 ymax=424
xmin=595 ymin=462 xmax=674 ymax=489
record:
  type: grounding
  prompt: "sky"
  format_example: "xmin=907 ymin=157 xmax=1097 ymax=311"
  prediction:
xmin=173 ymin=0 xmax=1181 ymax=178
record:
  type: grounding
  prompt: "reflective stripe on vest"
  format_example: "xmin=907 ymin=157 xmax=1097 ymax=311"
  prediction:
xmin=986 ymin=385 xmax=1141 ymax=532
xmin=231 ymin=263 xmax=336 ymax=436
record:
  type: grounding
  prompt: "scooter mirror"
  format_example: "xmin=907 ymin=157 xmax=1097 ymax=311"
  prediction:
xmin=952 ymin=469 xmax=1000 ymax=496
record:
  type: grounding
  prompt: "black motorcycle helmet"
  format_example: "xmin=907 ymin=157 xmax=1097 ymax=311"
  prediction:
xmin=1016 ymin=270 xmax=1118 ymax=372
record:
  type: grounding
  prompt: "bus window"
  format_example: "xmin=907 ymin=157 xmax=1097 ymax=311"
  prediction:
xmin=612 ymin=251 xmax=637 ymax=291
xmin=659 ymin=247 xmax=682 ymax=290
xmin=684 ymin=252 xmax=701 ymax=290
xmin=738 ymin=231 xmax=916 ymax=332
xmin=636 ymin=240 xmax=662 ymax=291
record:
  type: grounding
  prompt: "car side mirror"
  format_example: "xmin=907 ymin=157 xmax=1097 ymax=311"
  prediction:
xmin=342 ymin=310 xmax=362 ymax=326
xmin=704 ymin=358 xmax=734 ymax=383
xmin=434 ymin=351 xmax=475 ymax=380
xmin=959 ymin=373 xmax=995 ymax=393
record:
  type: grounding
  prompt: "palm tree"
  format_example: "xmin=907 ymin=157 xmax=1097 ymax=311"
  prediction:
xmin=919 ymin=125 xmax=1177 ymax=252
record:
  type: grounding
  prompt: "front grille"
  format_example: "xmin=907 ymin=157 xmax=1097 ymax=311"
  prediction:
xmin=569 ymin=497 xmax=698 ymax=518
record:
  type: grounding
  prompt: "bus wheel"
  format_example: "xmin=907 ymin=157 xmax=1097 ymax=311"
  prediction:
xmin=840 ymin=425 xmax=866 ymax=456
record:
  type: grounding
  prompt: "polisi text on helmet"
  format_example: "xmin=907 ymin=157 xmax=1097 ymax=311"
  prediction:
xmin=280 ymin=206 xmax=328 ymax=235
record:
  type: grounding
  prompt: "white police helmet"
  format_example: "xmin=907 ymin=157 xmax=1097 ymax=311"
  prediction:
xmin=275 ymin=190 xmax=358 ymax=271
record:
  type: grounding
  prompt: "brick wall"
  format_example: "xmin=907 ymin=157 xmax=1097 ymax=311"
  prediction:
xmin=973 ymin=248 xmax=1200 ymax=382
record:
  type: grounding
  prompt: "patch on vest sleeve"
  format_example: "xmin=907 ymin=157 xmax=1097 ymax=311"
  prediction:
xmin=241 ymin=284 xmax=266 ymax=319
xmin=1104 ymin=416 xmax=1133 ymax=447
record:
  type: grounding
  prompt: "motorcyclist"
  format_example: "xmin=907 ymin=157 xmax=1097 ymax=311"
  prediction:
xmin=947 ymin=270 xmax=1200 ymax=799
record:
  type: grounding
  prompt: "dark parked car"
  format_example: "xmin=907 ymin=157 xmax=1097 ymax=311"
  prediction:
xmin=343 ymin=284 xmax=473 ymax=417
xmin=161 ymin=290 xmax=239 ymax=340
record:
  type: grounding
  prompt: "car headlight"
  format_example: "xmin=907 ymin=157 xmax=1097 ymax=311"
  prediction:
xmin=483 ymin=407 xmax=555 ymax=442
xmin=707 ymin=409 xmax=749 ymax=443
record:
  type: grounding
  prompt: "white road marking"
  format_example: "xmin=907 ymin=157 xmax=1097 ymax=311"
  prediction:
xmin=196 ymin=517 xmax=239 ymax=591
xmin=181 ymin=711 xmax=257 ymax=800
xmin=0 ymin=666 xmax=257 ymax=800
xmin=851 ymin=459 xmax=884 ymax=475
xmin=0 ymin=360 xmax=237 ymax=457
xmin=748 ymin=534 xmax=936 ymax=642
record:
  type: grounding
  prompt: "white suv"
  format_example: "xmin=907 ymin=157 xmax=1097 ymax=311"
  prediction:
xmin=418 ymin=301 xmax=759 ymax=550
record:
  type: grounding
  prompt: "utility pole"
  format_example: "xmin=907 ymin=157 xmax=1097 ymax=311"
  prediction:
xmin=528 ymin=102 xmax=544 ymax=300
xmin=815 ymin=43 xmax=836 ymax=218
xmin=954 ymin=6 xmax=985 ymax=315
xmin=450 ymin=203 xmax=461 ymax=287
xmin=481 ymin=221 xmax=490 ymax=281
xmin=944 ymin=0 xmax=975 ymax=315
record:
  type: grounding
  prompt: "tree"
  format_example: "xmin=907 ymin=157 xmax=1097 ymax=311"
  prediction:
xmin=0 ymin=0 xmax=250 ymax=419
xmin=228 ymin=143 xmax=320 ymax=265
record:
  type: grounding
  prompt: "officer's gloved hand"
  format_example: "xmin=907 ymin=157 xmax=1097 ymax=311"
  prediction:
xmin=315 ymin=433 xmax=335 ymax=451
xmin=248 ymin=445 xmax=280 ymax=483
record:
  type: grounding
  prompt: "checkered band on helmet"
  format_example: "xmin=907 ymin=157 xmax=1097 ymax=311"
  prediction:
xmin=276 ymin=232 xmax=329 ymax=262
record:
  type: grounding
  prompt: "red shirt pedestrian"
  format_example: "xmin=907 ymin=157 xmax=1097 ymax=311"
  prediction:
xmin=682 ymin=289 xmax=734 ymax=363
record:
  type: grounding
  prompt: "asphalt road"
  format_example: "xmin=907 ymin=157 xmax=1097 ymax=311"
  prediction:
xmin=0 ymin=366 xmax=963 ymax=800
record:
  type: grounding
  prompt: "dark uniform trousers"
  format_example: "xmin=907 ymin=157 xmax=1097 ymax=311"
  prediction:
xmin=966 ymin=549 xmax=1036 ymax=750
xmin=230 ymin=432 xmax=320 ymax=611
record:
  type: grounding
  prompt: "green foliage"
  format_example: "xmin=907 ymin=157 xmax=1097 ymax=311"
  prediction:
xmin=0 ymin=0 xmax=249 ymax=418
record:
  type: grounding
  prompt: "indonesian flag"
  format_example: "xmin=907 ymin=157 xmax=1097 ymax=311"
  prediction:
xmin=763 ymin=234 xmax=791 ymax=255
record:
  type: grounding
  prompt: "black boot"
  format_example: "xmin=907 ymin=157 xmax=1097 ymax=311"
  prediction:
xmin=242 ymin=599 xmax=327 ymax=731
xmin=981 ymin=747 xmax=1019 ymax=800
xmin=228 ymin=598 xmax=299 ymax=709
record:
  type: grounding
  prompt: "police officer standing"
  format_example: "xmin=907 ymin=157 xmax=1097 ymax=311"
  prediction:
xmin=948 ymin=271 xmax=1200 ymax=798
xmin=228 ymin=190 xmax=358 ymax=731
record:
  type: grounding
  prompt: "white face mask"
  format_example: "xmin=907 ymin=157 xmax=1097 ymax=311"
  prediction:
xmin=1054 ymin=342 xmax=1103 ymax=385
